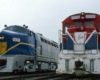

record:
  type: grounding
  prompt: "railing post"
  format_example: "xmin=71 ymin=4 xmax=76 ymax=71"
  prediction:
xmin=97 ymin=32 xmax=98 ymax=54
xmin=61 ymin=30 xmax=63 ymax=54
xmin=58 ymin=30 xmax=60 ymax=49
xmin=58 ymin=30 xmax=63 ymax=54
xmin=84 ymin=33 xmax=86 ymax=54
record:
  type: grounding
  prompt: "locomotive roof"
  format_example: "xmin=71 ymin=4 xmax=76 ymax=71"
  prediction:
xmin=62 ymin=12 xmax=100 ymax=23
xmin=37 ymin=33 xmax=51 ymax=42
xmin=37 ymin=33 xmax=58 ymax=45
xmin=3 ymin=25 xmax=58 ymax=45
xmin=3 ymin=25 xmax=36 ymax=33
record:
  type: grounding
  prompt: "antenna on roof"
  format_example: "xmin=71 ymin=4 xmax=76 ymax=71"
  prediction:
xmin=23 ymin=24 xmax=28 ymax=28
xmin=4 ymin=25 xmax=7 ymax=27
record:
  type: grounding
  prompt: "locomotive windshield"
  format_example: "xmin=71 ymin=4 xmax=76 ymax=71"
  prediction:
xmin=74 ymin=22 xmax=82 ymax=26
xmin=64 ymin=24 xmax=70 ymax=33
xmin=84 ymin=21 xmax=94 ymax=26
xmin=4 ymin=26 xmax=27 ymax=34
xmin=13 ymin=26 xmax=27 ymax=34
xmin=4 ymin=26 xmax=12 ymax=31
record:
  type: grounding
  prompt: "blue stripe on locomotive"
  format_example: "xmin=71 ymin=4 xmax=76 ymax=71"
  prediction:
xmin=60 ymin=34 xmax=97 ymax=50
xmin=0 ymin=25 xmax=40 ymax=56
xmin=85 ymin=34 xmax=97 ymax=49
xmin=60 ymin=35 xmax=74 ymax=50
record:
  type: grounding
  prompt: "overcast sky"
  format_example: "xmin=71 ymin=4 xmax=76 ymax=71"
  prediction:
xmin=0 ymin=0 xmax=100 ymax=42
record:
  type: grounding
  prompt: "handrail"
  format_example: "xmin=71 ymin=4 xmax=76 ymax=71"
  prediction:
xmin=58 ymin=30 xmax=63 ymax=54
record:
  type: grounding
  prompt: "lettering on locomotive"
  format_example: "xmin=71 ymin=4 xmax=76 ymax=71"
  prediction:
xmin=13 ymin=38 xmax=20 ymax=42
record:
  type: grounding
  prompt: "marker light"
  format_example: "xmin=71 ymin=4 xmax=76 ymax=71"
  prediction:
xmin=81 ymin=12 xmax=84 ymax=15
xmin=81 ymin=17 xmax=84 ymax=19
xmin=0 ymin=35 xmax=4 ymax=40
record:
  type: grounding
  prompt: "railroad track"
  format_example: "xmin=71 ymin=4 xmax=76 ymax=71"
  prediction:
xmin=0 ymin=72 xmax=100 ymax=80
xmin=0 ymin=72 xmax=55 ymax=80
xmin=35 ymin=73 xmax=100 ymax=80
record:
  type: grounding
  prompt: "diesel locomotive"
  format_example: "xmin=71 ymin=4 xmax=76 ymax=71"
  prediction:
xmin=57 ymin=12 xmax=100 ymax=76
xmin=0 ymin=25 xmax=59 ymax=73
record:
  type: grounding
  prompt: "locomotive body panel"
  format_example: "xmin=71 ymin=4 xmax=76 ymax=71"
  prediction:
xmin=58 ymin=12 xmax=100 ymax=76
xmin=0 ymin=25 xmax=59 ymax=72
xmin=36 ymin=34 xmax=59 ymax=71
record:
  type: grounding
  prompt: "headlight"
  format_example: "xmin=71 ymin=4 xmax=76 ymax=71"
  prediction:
xmin=0 ymin=35 xmax=4 ymax=40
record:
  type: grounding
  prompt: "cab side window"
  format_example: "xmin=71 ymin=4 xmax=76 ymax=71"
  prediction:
xmin=4 ymin=27 xmax=12 ymax=31
xmin=40 ymin=45 xmax=42 ymax=55
xmin=30 ymin=31 xmax=33 ymax=36
xmin=64 ymin=24 xmax=70 ymax=33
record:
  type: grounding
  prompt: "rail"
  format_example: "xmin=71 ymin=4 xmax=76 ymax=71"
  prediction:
xmin=0 ymin=72 xmax=55 ymax=80
xmin=0 ymin=72 xmax=100 ymax=80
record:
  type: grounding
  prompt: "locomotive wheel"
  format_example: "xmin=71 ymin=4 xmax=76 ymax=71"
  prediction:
xmin=49 ymin=64 xmax=53 ymax=71
xmin=13 ymin=70 xmax=18 ymax=74
xmin=25 ymin=68 xmax=27 ymax=72
xmin=49 ymin=64 xmax=56 ymax=71
xmin=37 ymin=64 xmax=41 ymax=72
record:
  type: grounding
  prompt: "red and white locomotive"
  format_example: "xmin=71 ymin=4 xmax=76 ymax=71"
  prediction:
xmin=58 ymin=12 xmax=100 ymax=76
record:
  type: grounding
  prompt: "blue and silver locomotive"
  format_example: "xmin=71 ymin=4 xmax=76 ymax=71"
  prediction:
xmin=0 ymin=25 xmax=59 ymax=73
